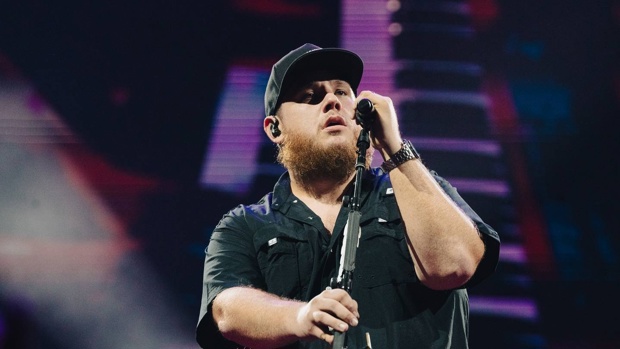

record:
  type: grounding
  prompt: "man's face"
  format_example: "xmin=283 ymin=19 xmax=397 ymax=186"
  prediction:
xmin=277 ymin=77 xmax=360 ymax=147
xmin=275 ymin=76 xmax=361 ymax=183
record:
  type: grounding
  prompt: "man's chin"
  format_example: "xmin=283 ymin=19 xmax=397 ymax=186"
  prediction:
xmin=321 ymin=131 xmax=357 ymax=145
xmin=278 ymin=132 xmax=357 ymax=183
xmin=321 ymin=137 xmax=358 ymax=153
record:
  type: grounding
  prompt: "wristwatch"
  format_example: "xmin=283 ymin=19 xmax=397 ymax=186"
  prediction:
xmin=380 ymin=140 xmax=420 ymax=172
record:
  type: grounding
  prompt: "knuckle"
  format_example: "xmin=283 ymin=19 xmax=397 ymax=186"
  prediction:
xmin=311 ymin=310 xmax=324 ymax=322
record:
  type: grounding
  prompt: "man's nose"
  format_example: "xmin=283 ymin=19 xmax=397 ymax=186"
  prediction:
xmin=322 ymin=92 xmax=341 ymax=113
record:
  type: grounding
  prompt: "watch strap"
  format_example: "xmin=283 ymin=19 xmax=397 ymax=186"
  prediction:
xmin=380 ymin=140 xmax=420 ymax=172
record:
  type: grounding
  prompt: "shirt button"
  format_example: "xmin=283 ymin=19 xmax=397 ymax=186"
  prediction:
xmin=293 ymin=200 xmax=298 ymax=203
xmin=308 ymin=216 xmax=313 ymax=220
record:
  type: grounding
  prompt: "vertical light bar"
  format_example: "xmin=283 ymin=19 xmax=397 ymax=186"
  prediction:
xmin=341 ymin=0 xmax=395 ymax=95
xmin=341 ymin=0 xmax=394 ymax=167
xmin=199 ymin=66 xmax=269 ymax=194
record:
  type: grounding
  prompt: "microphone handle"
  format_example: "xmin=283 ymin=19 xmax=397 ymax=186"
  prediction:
xmin=333 ymin=330 xmax=346 ymax=349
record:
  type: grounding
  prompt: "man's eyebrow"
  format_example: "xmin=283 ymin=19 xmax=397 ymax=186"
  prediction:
xmin=288 ymin=79 xmax=351 ymax=93
xmin=292 ymin=81 xmax=316 ymax=91
xmin=332 ymin=80 xmax=352 ymax=88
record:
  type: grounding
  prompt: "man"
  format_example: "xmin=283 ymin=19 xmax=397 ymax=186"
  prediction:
xmin=197 ymin=43 xmax=500 ymax=348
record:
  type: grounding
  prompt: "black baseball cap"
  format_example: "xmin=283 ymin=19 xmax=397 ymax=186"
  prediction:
xmin=264 ymin=43 xmax=364 ymax=116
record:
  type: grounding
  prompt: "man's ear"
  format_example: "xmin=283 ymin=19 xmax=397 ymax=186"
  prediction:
xmin=264 ymin=116 xmax=282 ymax=142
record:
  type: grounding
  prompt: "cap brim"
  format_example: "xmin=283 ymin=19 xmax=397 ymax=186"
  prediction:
xmin=276 ymin=48 xmax=363 ymax=108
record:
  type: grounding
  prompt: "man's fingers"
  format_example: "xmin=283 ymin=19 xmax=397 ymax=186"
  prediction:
xmin=317 ymin=289 xmax=360 ymax=324
xmin=309 ymin=299 xmax=358 ymax=328
xmin=319 ymin=332 xmax=334 ymax=344
xmin=312 ymin=310 xmax=350 ymax=333
xmin=309 ymin=325 xmax=334 ymax=344
xmin=320 ymin=289 xmax=359 ymax=313
xmin=296 ymin=289 xmax=360 ymax=342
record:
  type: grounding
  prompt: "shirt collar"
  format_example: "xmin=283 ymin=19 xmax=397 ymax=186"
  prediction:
xmin=270 ymin=169 xmax=382 ymax=214
xmin=270 ymin=172 xmax=295 ymax=214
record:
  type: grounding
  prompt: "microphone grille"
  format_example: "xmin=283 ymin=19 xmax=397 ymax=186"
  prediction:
xmin=357 ymin=98 xmax=374 ymax=115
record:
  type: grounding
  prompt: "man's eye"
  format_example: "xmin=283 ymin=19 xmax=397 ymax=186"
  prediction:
xmin=301 ymin=92 xmax=314 ymax=102
xmin=336 ymin=90 xmax=348 ymax=96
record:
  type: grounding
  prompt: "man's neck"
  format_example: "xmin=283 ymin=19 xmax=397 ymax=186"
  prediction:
xmin=289 ymin=172 xmax=354 ymax=205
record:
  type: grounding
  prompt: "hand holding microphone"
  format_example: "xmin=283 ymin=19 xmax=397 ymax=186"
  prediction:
xmin=355 ymin=98 xmax=375 ymax=130
xmin=355 ymin=92 xmax=403 ymax=155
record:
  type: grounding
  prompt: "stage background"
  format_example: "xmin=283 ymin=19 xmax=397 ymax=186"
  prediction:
xmin=0 ymin=1 xmax=618 ymax=348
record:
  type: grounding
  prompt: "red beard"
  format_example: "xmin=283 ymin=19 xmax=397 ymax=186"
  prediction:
xmin=277 ymin=131 xmax=358 ymax=187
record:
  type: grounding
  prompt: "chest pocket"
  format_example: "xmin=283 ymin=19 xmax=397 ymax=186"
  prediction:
xmin=254 ymin=225 xmax=312 ymax=299
xmin=355 ymin=196 xmax=417 ymax=288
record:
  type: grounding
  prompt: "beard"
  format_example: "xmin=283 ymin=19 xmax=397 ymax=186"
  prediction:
xmin=277 ymin=131 xmax=359 ymax=188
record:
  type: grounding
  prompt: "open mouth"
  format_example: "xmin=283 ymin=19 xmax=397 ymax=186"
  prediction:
xmin=324 ymin=116 xmax=346 ymax=129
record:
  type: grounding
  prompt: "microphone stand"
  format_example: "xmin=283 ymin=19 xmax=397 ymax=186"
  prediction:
xmin=331 ymin=125 xmax=372 ymax=349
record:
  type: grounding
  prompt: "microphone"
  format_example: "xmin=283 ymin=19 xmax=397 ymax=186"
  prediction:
xmin=355 ymin=98 xmax=375 ymax=130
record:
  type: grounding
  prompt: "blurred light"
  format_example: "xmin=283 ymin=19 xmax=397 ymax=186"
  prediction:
xmin=199 ymin=65 xmax=269 ymax=194
xmin=0 ymin=80 xmax=195 ymax=348
xmin=386 ymin=0 xmax=401 ymax=13
xmin=388 ymin=22 xmax=403 ymax=36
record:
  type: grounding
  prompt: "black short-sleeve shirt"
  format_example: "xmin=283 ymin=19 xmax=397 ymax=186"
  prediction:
xmin=197 ymin=168 xmax=500 ymax=349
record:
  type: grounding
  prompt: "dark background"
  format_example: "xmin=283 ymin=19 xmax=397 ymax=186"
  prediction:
xmin=0 ymin=0 xmax=618 ymax=348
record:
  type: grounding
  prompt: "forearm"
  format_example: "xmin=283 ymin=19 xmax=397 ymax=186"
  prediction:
xmin=356 ymin=90 xmax=485 ymax=289
xmin=212 ymin=286 xmax=302 ymax=349
xmin=389 ymin=158 xmax=485 ymax=290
